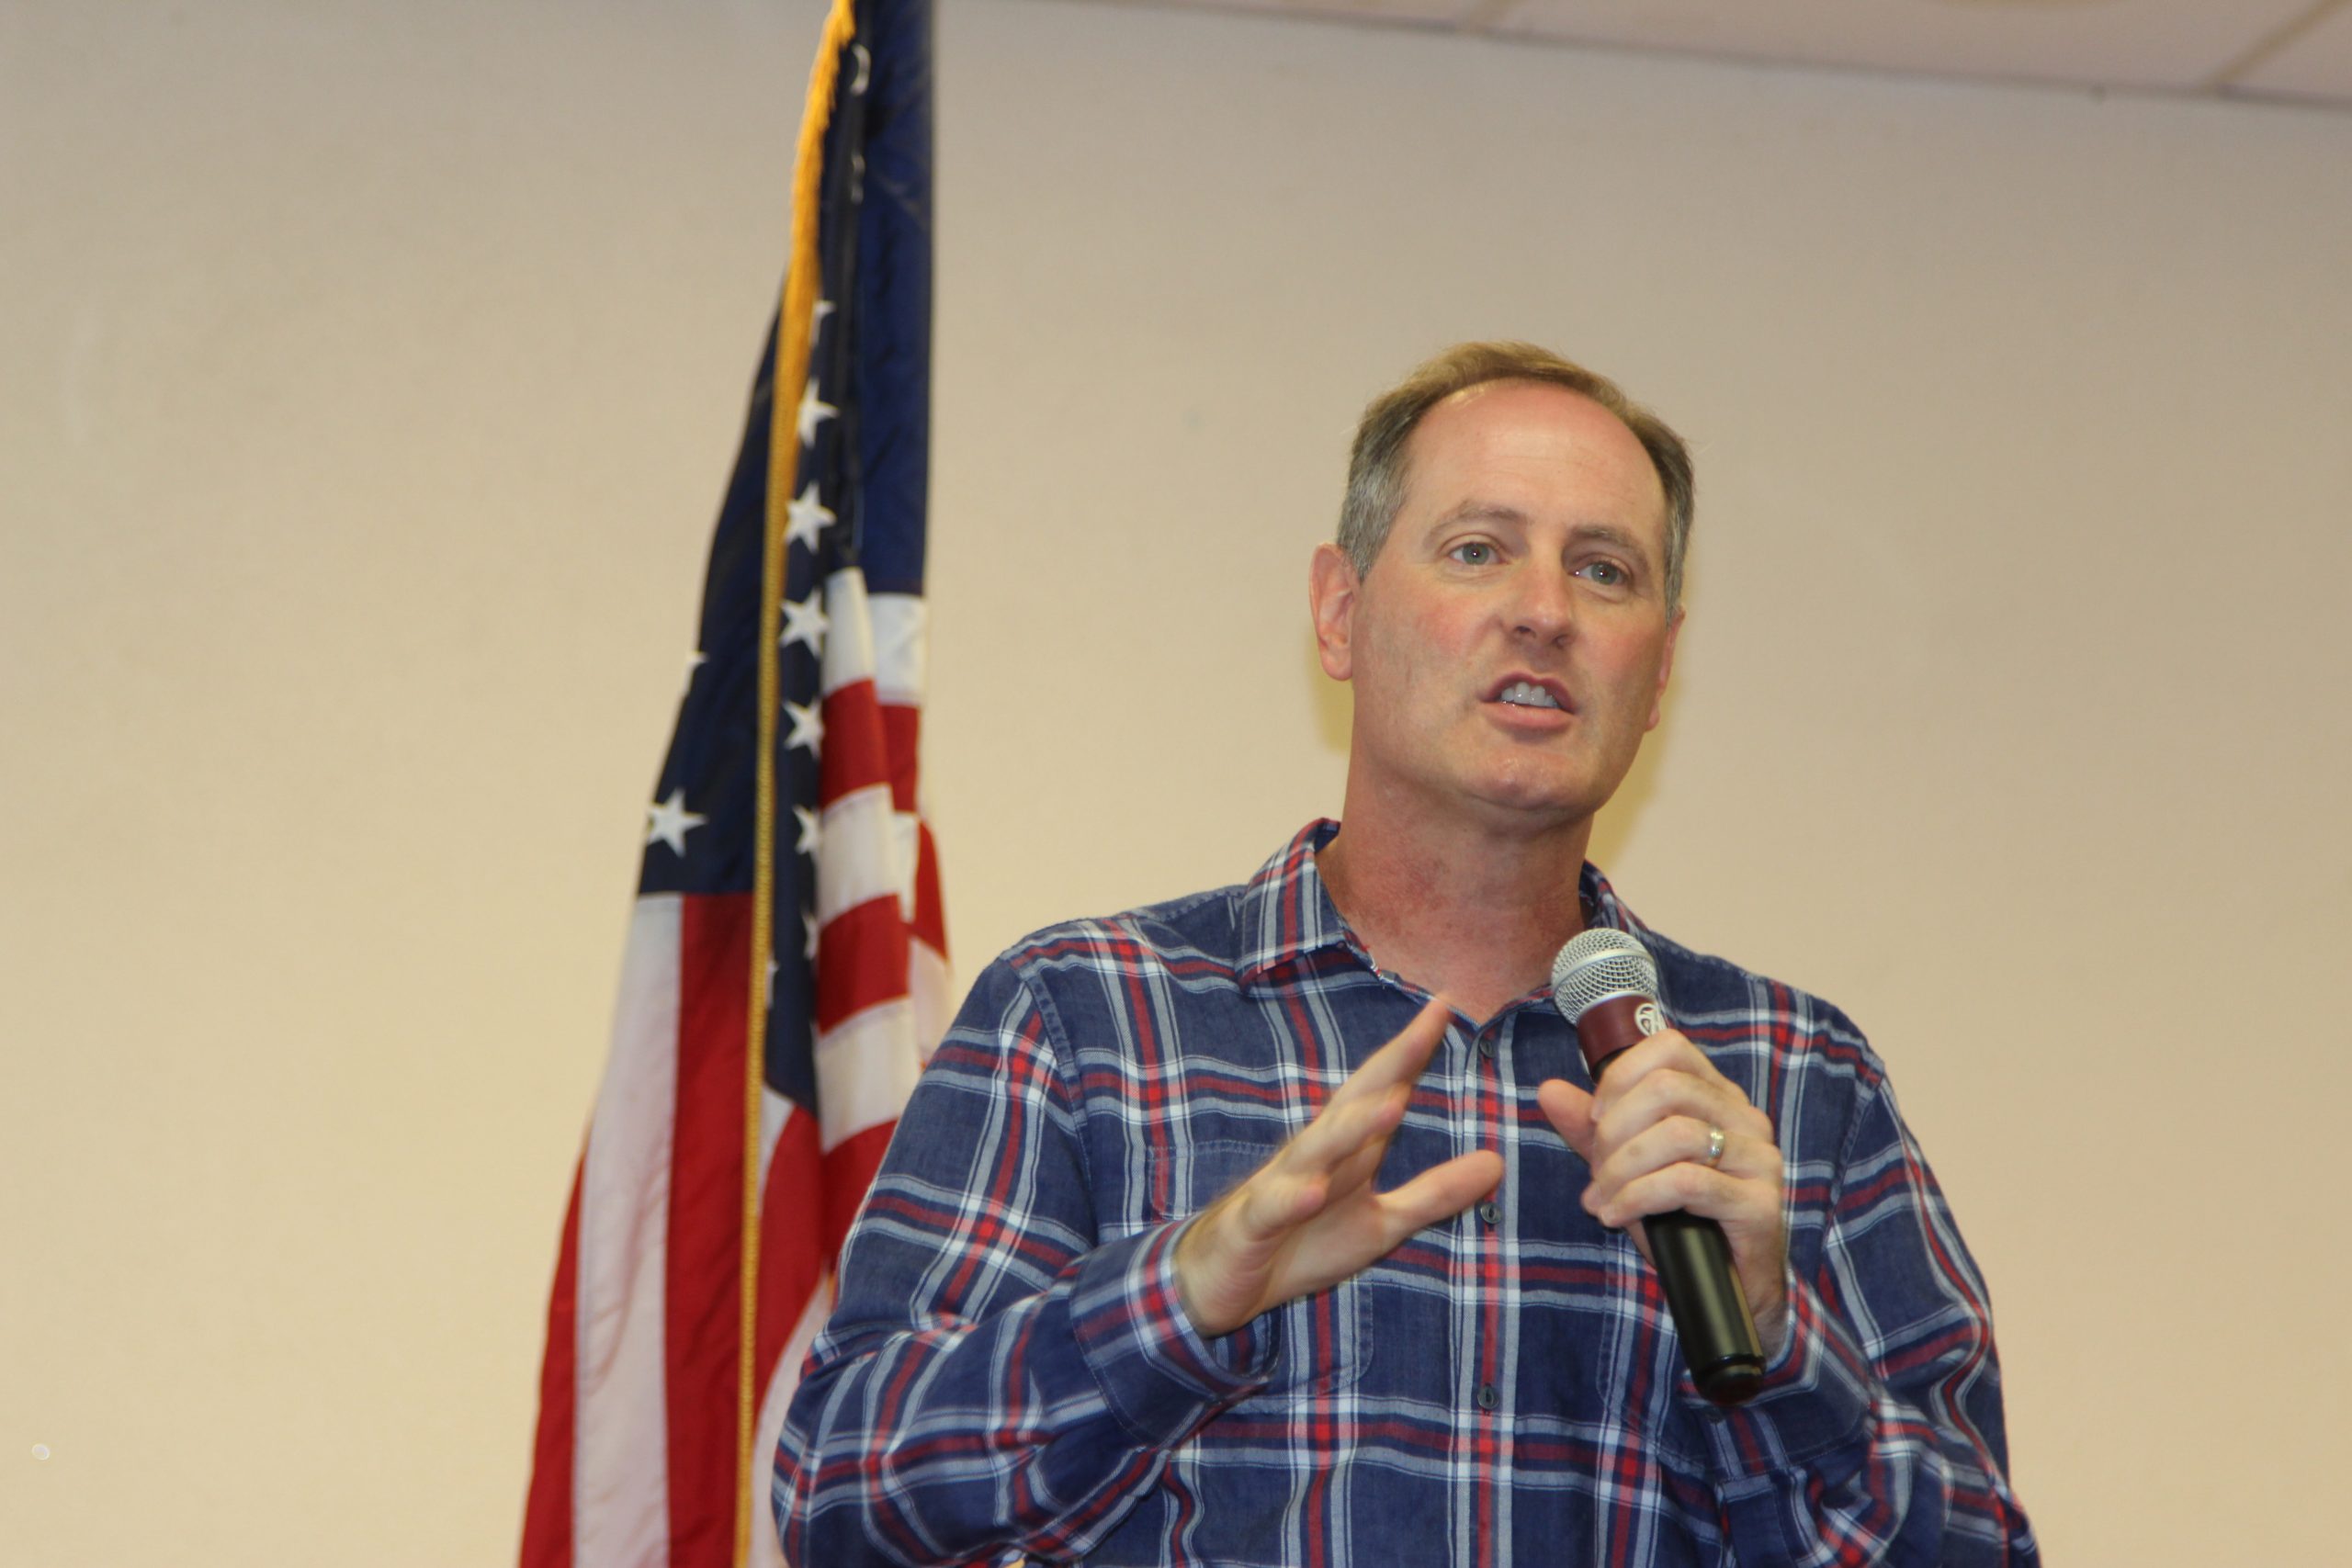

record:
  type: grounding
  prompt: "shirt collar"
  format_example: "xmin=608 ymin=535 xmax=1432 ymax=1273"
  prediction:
xmin=1578 ymin=860 xmax=1649 ymax=942
xmin=1235 ymin=819 xmax=1352 ymax=986
xmin=1236 ymin=819 xmax=1652 ymax=990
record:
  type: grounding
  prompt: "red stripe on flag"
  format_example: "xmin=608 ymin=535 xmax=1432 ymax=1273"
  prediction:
xmin=813 ymin=896 xmax=911 ymax=1034
xmin=821 ymin=1122 xmax=899 ymax=1257
xmin=518 ymin=1163 xmax=582 ymax=1568
xmin=668 ymin=892 xmax=752 ymax=1568
xmin=819 ymin=679 xmax=891 ymax=805
xmin=910 ymin=821 xmax=945 ymax=953
xmin=879 ymin=703 xmax=921 ymax=812
xmin=754 ymin=1108 xmax=827 ymax=1389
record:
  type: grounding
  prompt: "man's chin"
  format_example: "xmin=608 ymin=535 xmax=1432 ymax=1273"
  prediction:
xmin=1455 ymin=780 xmax=1608 ymax=837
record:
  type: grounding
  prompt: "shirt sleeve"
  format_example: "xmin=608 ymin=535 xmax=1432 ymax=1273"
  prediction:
xmin=1694 ymin=1068 xmax=2041 ymax=1567
xmin=773 ymin=953 xmax=1276 ymax=1567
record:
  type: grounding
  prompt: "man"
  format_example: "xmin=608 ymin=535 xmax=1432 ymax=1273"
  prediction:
xmin=776 ymin=343 xmax=2037 ymax=1565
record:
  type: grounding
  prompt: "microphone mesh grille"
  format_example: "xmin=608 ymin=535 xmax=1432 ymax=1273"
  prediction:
xmin=1549 ymin=928 xmax=1659 ymax=1021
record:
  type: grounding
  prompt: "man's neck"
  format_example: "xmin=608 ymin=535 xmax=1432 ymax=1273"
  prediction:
xmin=1317 ymin=799 xmax=1595 ymax=1024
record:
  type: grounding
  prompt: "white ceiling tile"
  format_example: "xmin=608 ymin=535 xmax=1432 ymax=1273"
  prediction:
xmin=1487 ymin=0 xmax=2318 ymax=94
xmin=2229 ymin=0 xmax=2352 ymax=102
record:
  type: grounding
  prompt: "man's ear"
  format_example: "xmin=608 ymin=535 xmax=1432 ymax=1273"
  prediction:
xmin=1308 ymin=543 xmax=1360 ymax=682
xmin=1645 ymin=608 xmax=1683 ymax=731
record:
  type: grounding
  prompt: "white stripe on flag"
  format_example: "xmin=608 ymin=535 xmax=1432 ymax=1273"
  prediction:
xmin=867 ymin=592 xmax=928 ymax=705
xmin=758 ymin=1083 xmax=796 ymax=1190
xmin=573 ymin=893 xmax=682 ymax=1568
xmin=909 ymin=935 xmax=953 ymax=1068
xmin=813 ymin=998 xmax=926 ymax=1152
xmin=815 ymin=782 xmax=901 ymax=926
xmin=820 ymin=568 xmax=874 ymax=697
xmin=753 ymin=1269 xmax=835 ymax=1568
xmin=891 ymin=809 xmax=922 ymax=918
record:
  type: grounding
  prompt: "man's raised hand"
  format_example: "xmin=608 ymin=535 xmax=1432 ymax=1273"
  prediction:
xmin=1171 ymin=997 xmax=1504 ymax=1338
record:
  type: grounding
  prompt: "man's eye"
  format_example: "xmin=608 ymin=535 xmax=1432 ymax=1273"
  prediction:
xmin=1451 ymin=542 xmax=1496 ymax=566
xmin=1577 ymin=559 xmax=1628 ymax=587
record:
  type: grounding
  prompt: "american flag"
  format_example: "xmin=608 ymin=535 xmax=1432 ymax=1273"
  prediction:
xmin=520 ymin=4 xmax=944 ymax=1565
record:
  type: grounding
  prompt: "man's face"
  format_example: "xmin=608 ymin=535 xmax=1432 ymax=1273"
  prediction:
xmin=1311 ymin=379 xmax=1681 ymax=837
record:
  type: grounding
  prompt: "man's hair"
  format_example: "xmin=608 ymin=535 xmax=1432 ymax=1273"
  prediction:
xmin=1336 ymin=341 xmax=1696 ymax=615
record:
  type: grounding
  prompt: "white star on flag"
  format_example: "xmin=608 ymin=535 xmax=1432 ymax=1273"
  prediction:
xmin=781 ymin=592 xmax=829 ymax=655
xmin=797 ymin=380 xmax=837 ymax=446
xmin=794 ymin=805 xmax=820 ymax=855
xmin=784 ymin=698 xmax=824 ymax=754
xmin=645 ymin=788 xmax=707 ymax=856
xmin=786 ymin=483 xmax=834 ymax=555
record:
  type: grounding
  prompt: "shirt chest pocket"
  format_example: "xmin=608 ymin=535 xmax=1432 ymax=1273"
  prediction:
xmin=1143 ymin=1138 xmax=1372 ymax=1406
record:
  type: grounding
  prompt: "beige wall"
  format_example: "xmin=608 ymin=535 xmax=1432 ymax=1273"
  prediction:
xmin=6 ymin=0 xmax=2348 ymax=1561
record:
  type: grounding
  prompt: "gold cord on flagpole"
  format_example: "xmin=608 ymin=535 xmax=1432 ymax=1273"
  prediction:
xmin=744 ymin=3 xmax=860 ymax=1563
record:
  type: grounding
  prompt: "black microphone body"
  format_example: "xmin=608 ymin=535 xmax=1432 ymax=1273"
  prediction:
xmin=1555 ymin=937 xmax=1766 ymax=1407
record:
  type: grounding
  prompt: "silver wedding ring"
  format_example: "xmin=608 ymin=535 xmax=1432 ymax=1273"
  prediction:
xmin=1703 ymin=1124 xmax=1726 ymax=1168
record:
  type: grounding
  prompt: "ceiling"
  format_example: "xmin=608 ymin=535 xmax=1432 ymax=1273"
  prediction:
xmin=1106 ymin=0 xmax=2352 ymax=109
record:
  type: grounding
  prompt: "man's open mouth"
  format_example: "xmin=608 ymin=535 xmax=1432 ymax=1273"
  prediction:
xmin=1495 ymin=680 xmax=1565 ymax=711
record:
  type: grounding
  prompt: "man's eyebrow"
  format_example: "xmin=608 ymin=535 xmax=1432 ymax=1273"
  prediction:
xmin=1430 ymin=501 xmax=1530 ymax=527
xmin=1564 ymin=522 xmax=1657 ymax=562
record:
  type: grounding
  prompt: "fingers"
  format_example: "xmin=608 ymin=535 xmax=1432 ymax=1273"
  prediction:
xmin=1263 ymin=1081 xmax=1407 ymax=1218
xmin=1538 ymin=1032 xmax=1778 ymax=1229
xmin=1380 ymin=1148 xmax=1504 ymax=1238
xmin=1265 ymin=995 xmax=1452 ymax=1197
xmin=1176 ymin=998 xmax=1465 ymax=1337
xmin=1227 ymin=1090 xmax=1402 ymax=1247
xmin=1544 ymin=1074 xmax=1759 ymax=1228
xmin=1589 ymin=1161 xmax=1739 ymax=1233
xmin=1338 ymin=996 xmax=1455 ymax=1104
xmin=1587 ymin=1034 xmax=1769 ymax=1150
xmin=1535 ymin=1078 xmax=1597 ymax=1162
xmin=1584 ymin=1030 xmax=1736 ymax=1122
xmin=1587 ymin=1114 xmax=1762 ymax=1206
xmin=1581 ymin=1115 xmax=1757 ymax=1229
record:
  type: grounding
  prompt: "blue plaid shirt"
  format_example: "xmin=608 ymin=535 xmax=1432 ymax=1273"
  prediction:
xmin=776 ymin=822 xmax=2036 ymax=1565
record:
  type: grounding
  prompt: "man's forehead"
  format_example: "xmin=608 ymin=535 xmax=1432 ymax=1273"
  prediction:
xmin=1425 ymin=376 xmax=1618 ymax=427
xmin=1399 ymin=383 xmax=1668 ymax=537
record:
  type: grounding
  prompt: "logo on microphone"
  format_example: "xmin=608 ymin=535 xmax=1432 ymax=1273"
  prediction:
xmin=1634 ymin=1001 xmax=1666 ymax=1038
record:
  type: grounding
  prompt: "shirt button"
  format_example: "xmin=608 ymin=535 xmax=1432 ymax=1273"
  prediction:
xmin=1477 ymin=1035 xmax=1497 ymax=1059
xmin=1475 ymin=1382 xmax=1500 ymax=1411
xmin=1476 ymin=1200 xmax=1502 ymax=1227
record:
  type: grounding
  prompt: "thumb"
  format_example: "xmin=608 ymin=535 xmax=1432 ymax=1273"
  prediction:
xmin=1536 ymin=1078 xmax=1599 ymax=1162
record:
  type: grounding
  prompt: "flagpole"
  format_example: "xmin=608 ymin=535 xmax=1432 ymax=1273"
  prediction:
xmin=746 ymin=5 xmax=862 ymax=1563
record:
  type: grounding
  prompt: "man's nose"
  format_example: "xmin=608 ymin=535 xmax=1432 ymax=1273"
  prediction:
xmin=1510 ymin=562 xmax=1577 ymax=644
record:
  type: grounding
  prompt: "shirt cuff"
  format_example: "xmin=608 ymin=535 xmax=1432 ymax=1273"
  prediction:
xmin=1689 ymin=1270 xmax=1874 ymax=1481
xmin=1069 ymin=1216 xmax=1278 ymax=1448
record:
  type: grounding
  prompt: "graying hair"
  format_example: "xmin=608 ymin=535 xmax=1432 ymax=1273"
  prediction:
xmin=1337 ymin=342 xmax=1695 ymax=615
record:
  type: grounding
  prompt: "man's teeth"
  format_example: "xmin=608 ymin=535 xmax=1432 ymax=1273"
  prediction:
xmin=1498 ymin=681 xmax=1562 ymax=709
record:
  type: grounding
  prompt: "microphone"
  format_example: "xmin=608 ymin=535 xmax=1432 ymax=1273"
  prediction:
xmin=1551 ymin=929 xmax=1765 ymax=1406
